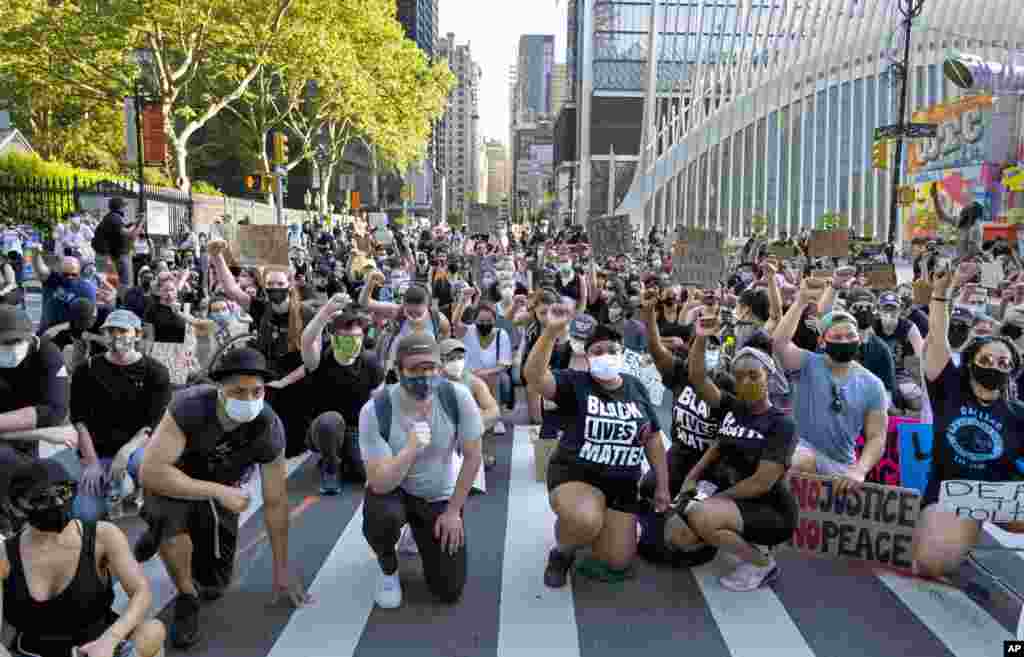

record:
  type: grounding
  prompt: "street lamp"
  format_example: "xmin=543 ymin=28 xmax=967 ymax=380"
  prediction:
xmin=131 ymin=47 xmax=155 ymax=226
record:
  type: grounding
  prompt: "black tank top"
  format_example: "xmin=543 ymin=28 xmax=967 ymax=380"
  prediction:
xmin=4 ymin=521 xmax=116 ymax=655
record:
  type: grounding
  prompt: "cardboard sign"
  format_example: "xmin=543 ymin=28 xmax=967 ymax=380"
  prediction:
xmin=938 ymin=480 xmax=1024 ymax=523
xmin=587 ymin=215 xmax=631 ymax=259
xmin=808 ymin=230 xmax=850 ymax=258
xmin=784 ymin=471 xmax=920 ymax=571
xmin=232 ymin=225 xmax=289 ymax=267
xmin=149 ymin=342 xmax=194 ymax=385
xmin=863 ymin=263 xmax=899 ymax=290
xmin=981 ymin=261 xmax=1002 ymax=289
xmin=673 ymin=228 xmax=726 ymax=287
xmin=623 ymin=348 xmax=664 ymax=406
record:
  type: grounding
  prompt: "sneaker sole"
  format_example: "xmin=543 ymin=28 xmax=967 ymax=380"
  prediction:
xmin=720 ymin=564 xmax=781 ymax=592
xmin=375 ymin=597 xmax=402 ymax=609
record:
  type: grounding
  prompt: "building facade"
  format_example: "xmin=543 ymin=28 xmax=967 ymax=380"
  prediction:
xmin=511 ymin=35 xmax=557 ymax=222
xmin=396 ymin=0 xmax=438 ymax=60
xmin=485 ymin=140 xmax=509 ymax=205
xmin=436 ymin=33 xmax=482 ymax=221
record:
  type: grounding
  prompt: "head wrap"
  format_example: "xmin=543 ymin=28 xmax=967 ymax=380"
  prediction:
xmin=732 ymin=346 xmax=790 ymax=398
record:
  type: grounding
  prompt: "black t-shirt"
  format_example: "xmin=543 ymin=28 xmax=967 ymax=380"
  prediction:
xmin=103 ymin=211 xmax=129 ymax=257
xmin=875 ymin=317 xmax=915 ymax=373
xmin=925 ymin=362 xmax=1024 ymax=500
xmin=170 ymin=385 xmax=285 ymax=485
xmin=306 ymin=350 xmax=385 ymax=427
xmin=144 ymin=303 xmax=187 ymax=343
xmin=555 ymin=274 xmax=582 ymax=301
xmin=70 ymin=355 xmax=171 ymax=457
xmin=0 ymin=338 xmax=69 ymax=430
xmin=552 ymin=369 xmax=661 ymax=480
xmin=711 ymin=393 xmax=797 ymax=490
xmin=662 ymin=357 xmax=725 ymax=454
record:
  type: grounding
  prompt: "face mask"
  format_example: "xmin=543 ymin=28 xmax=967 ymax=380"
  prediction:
xmin=209 ymin=311 xmax=230 ymax=326
xmin=110 ymin=335 xmax=136 ymax=355
xmin=607 ymin=307 xmax=622 ymax=322
xmin=569 ymin=338 xmax=585 ymax=354
xmin=400 ymin=373 xmax=440 ymax=401
xmin=824 ymin=341 xmax=859 ymax=363
xmin=223 ymin=395 xmax=263 ymax=423
xmin=736 ymin=379 xmax=768 ymax=404
xmin=331 ymin=334 xmax=363 ymax=365
xmin=266 ymin=288 xmax=289 ymax=305
xmin=971 ymin=363 xmax=1009 ymax=392
xmin=949 ymin=323 xmax=970 ymax=349
xmin=0 ymin=341 xmax=30 ymax=369
xmin=444 ymin=359 xmax=466 ymax=378
xmin=476 ymin=322 xmax=494 ymax=337
xmin=500 ymin=286 xmax=515 ymax=301
xmin=1003 ymin=325 xmax=1024 ymax=342
xmin=705 ymin=350 xmax=720 ymax=371
xmin=141 ymin=277 xmax=154 ymax=291
xmin=854 ymin=309 xmax=875 ymax=331
xmin=879 ymin=312 xmax=899 ymax=334
xmin=589 ymin=353 xmax=624 ymax=380
xmin=482 ymin=275 xmax=496 ymax=288
xmin=26 ymin=499 xmax=74 ymax=533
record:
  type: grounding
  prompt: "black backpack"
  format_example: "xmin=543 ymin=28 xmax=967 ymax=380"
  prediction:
xmin=91 ymin=215 xmax=115 ymax=255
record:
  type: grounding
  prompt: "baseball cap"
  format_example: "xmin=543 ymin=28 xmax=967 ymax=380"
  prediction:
xmin=847 ymin=289 xmax=877 ymax=306
xmin=0 ymin=305 xmax=33 ymax=343
xmin=878 ymin=292 xmax=900 ymax=309
xmin=951 ymin=306 xmax=975 ymax=324
xmin=404 ymin=285 xmax=428 ymax=306
xmin=570 ymin=314 xmax=597 ymax=340
xmin=396 ymin=333 xmax=440 ymax=369
xmin=101 ymin=309 xmax=142 ymax=331
xmin=438 ymin=338 xmax=466 ymax=357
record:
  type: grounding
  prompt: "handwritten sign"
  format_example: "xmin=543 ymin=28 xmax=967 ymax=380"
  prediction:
xmin=808 ymin=230 xmax=849 ymax=258
xmin=149 ymin=342 xmax=195 ymax=385
xmin=863 ymin=263 xmax=899 ymax=290
xmin=784 ymin=471 xmax=920 ymax=571
xmin=587 ymin=215 xmax=631 ymax=259
xmin=938 ymin=480 xmax=1024 ymax=523
xmin=231 ymin=225 xmax=289 ymax=267
xmin=623 ymin=348 xmax=664 ymax=406
xmin=673 ymin=228 xmax=725 ymax=287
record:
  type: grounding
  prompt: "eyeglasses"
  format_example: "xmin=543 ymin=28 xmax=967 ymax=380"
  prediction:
xmin=831 ymin=382 xmax=846 ymax=413
xmin=975 ymin=354 xmax=1014 ymax=373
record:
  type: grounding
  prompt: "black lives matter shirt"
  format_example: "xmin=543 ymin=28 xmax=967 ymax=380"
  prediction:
xmin=712 ymin=392 xmax=797 ymax=491
xmin=663 ymin=357 xmax=724 ymax=455
xmin=552 ymin=369 xmax=661 ymax=480
xmin=924 ymin=361 xmax=1024 ymax=503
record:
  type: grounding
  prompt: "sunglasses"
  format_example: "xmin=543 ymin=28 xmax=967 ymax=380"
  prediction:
xmin=831 ymin=382 xmax=846 ymax=414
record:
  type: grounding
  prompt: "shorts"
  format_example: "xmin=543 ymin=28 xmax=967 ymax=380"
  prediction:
xmin=140 ymin=494 xmax=239 ymax=591
xmin=13 ymin=615 xmax=135 ymax=657
xmin=638 ymin=442 xmax=704 ymax=501
xmin=795 ymin=439 xmax=855 ymax=476
xmin=733 ymin=486 xmax=799 ymax=547
xmin=546 ymin=454 xmax=643 ymax=515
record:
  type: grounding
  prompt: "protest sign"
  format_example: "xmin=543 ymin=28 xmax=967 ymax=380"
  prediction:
xmin=898 ymin=422 xmax=933 ymax=494
xmin=149 ymin=342 xmax=194 ymax=385
xmin=231 ymin=225 xmax=289 ymax=267
xmin=673 ymin=228 xmax=726 ymax=287
xmin=587 ymin=215 xmax=631 ymax=259
xmin=852 ymin=415 xmax=912 ymax=487
xmin=784 ymin=471 xmax=920 ymax=571
xmin=623 ymin=348 xmax=664 ymax=406
xmin=938 ymin=480 xmax=1024 ymax=523
xmin=146 ymin=200 xmax=170 ymax=235
xmin=863 ymin=263 xmax=899 ymax=290
xmin=808 ymin=230 xmax=849 ymax=258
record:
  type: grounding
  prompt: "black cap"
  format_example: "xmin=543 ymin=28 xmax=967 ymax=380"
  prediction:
xmin=404 ymin=285 xmax=428 ymax=306
xmin=9 ymin=460 xmax=74 ymax=504
xmin=586 ymin=324 xmax=624 ymax=351
xmin=396 ymin=333 xmax=440 ymax=368
xmin=0 ymin=305 xmax=33 ymax=342
xmin=210 ymin=347 xmax=274 ymax=382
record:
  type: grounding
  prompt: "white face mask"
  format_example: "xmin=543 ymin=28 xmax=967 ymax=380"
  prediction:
xmin=589 ymin=353 xmax=624 ymax=380
xmin=110 ymin=335 xmax=137 ymax=355
xmin=499 ymin=286 xmax=515 ymax=301
xmin=0 ymin=341 xmax=30 ymax=369
xmin=444 ymin=358 xmax=466 ymax=379
xmin=569 ymin=338 xmax=585 ymax=354
xmin=224 ymin=395 xmax=263 ymax=423
xmin=705 ymin=350 xmax=720 ymax=371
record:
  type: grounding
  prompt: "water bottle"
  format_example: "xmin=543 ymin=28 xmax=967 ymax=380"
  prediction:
xmin=107 ymin=473 xmax=129 ymax=520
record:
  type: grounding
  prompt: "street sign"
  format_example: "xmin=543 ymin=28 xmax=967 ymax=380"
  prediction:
xmin=874 ymin=123 xmax=937 ymax=140
xmin=875 ymin=125 xmax=903 ymax=140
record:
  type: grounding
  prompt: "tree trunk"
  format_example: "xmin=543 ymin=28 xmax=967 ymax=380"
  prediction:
xmin=318 ymin=160 xmax=336 ymax=216
xmin=368 ymin=147 xmax=378 ymax=208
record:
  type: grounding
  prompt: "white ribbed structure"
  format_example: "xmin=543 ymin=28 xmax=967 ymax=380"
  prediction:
xmin=610 ymin=0 xmax=1024 ymax=242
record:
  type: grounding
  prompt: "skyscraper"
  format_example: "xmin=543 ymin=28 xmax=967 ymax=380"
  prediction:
xmin=510 ymin=35 xmax=556 ymax=222
xmin=395 ymin=0 xmax=437 ymax=59
xmin=435 ymin=33 xmax=482 ymax=221
xmin=485 ymin=140 xmax=509 ymax=206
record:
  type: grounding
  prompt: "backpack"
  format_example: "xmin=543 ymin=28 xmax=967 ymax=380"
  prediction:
xmin=373 ymin=380 xmax=461 ymax=443
xmin=91 ymin=214 xmax=116 ymax=255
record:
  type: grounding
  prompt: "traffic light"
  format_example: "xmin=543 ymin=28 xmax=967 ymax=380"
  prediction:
xmin=244 ymin=174 xmax=276 ymax=193
xmin=871 ymin=140 xmax=889 ymax=170
xmin=272 ymin=133 xmax=289 ymax=165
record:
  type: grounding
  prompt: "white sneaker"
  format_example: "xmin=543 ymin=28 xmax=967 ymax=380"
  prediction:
xmin=495 ymin=421 xmax=507 ymax=435
xmin=396 ymin=524 xmax=419 ymax=556
xmin=375 ymin=567 xmax=403 ymax=608
xmin=719 ymin=557 xmax=780 ymax=592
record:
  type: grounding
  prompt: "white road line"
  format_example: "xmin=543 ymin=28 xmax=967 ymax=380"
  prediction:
xmin=876 ymin=571 xmax=1011 ymax=657
xmin=691 ymin=559 xmax=817 ymax=657
xmin=497 ymin=426 xmax=581 ymax=657
xmin=983 ymin=523 xmax=1024 ymax=560
xmin=265 ymin=504 xmax=378 ymax=657
xmin=114 ymin=453 xmax=311 ymax=614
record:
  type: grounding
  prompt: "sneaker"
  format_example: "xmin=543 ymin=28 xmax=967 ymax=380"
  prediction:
xmin=396 ymin=525 xmax=419 ymax=556
xmin=495 ymin=421 xmax=507 ymax=435
xmin=171 ymin=593 xmax=201 ymax=648
xmin=319 ymin=461 xmax=341 ymax=496
xmin=133 ymin=528 xmax=160 ymax=564
xmin=195 ymin=582 xmax=225 ymax=601
xmin=719 ymin=558 xmax=780 ymax=592
xmin=544 ymin=548 xmax=575 ymax=589
xmin=375 ymin=567 xmax=403 ymax=609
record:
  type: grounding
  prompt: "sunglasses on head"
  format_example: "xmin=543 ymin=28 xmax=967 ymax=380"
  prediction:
xmin=831 ymin=382 xmax=845 ymax=414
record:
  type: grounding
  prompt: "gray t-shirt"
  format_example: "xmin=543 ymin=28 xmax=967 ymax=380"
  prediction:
xmin=791 ymin=352 xmax=886 ymax=465
xmin=358 ymin=382 xmax=484 ymax=502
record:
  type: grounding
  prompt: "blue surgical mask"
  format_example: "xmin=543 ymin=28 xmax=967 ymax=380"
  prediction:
xmin=224 ymin=396 xmax=263 ymax=423
xmin=705 ymin=350 xmax=721 ymax=371
xmin=209 ymin=311 xmax=230 ymax=325
xmin=400 ymin=373 xmax=441 ymax=401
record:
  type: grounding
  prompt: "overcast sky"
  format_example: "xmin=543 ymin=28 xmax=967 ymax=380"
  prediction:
xmin=439 ymin=0 xmax=568 ymax=145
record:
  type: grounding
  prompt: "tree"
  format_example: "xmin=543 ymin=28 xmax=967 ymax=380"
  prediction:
xmin=818 ymin=211 xmax=849 ymax=231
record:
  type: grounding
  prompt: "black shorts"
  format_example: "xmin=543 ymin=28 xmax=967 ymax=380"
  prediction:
xmin=733 ymin=486 xmax=799 ymax=547
xmin=140 ymin=494 xmax=239 ymax=590
xmin=638 ymin=442 xmax=705 ymax=501
xmin=546 ymin=455 xmax=643 ymax=515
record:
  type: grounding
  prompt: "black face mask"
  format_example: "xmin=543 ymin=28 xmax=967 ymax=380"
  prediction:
xmin=971 ymin=363 xmax=1009 ymax=392
xmin=825 ymin=341 xmax=859 ymax=363
xmin=140 ymin=277 xmax=153 ymax=291
xmin=266 ymin=288 xmax=289 ymax=305
xmin=949 ymin=322 xmax=970 ymax=350
xmin=854 ymin=310 xmax=875 ymax=331
xmin=26 ymin=499 xmax=73 ymax=533
xmin=476 ymin=322 xmax=494 ymax=336
xmin=1002 ymin=325 xmax=1023 ymax=341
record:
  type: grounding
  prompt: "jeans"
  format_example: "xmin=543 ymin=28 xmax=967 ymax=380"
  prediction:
xmin=497 ymin=370 xmax=514 ymax=408
xmin=72 ymin=446 xmax=145 ymax=522
xmin=116 ymin=254 xmax=133 ymax=291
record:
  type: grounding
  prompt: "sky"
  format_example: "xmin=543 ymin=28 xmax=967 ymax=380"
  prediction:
xmin=439 ymin=0 xmax=568 ymax=145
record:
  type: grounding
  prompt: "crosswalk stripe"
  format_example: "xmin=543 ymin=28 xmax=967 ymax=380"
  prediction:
xmin=265 ymin=503 xmax=377 ymax=657
xmin=876 ymin=571 xmax=1012 ymax=657
xmin=692 ymin=560 xmax=817 ymax=657
xmin=497 ymin=427 xmax=580 ymax=657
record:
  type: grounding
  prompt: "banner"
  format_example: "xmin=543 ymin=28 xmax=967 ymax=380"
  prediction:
xmin=672 ymin=228 xmax=725 ymax=287
xmin=587 ymin=215 xmax=631 ymax=259
xmin=146 ymin=200 xmax=170 ymax=235
xmin=785 ymin=471 xmax=920 ymax=571
xmin=906 ymin=96 xmax=995 ymax=175
xmin=623 ymin=349 xmax=664 ymax=406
